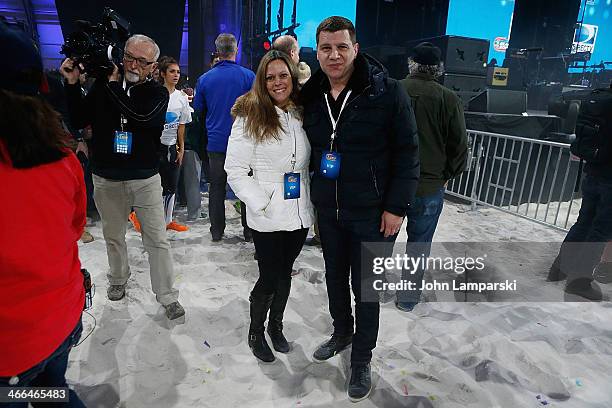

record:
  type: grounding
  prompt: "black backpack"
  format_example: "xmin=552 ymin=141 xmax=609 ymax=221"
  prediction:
xmin=570 ymin=88 xmax=612 ymax=164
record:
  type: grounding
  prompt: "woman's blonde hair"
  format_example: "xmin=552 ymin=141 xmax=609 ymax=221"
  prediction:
xmin=231 ymin=50 xmax=301 ymax=143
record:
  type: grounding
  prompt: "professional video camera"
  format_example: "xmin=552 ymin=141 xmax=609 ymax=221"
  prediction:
xmin=61 ymin=8 xmax=131 ymax=78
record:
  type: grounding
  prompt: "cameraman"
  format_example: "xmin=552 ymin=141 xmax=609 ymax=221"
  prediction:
xmin=61 ymin=34 xmax=184 ymax=320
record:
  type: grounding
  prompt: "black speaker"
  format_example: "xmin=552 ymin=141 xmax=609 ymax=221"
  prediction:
xmin=468 ymin=89 xmax=528 ymax=114
xmin=439 ymin=73 xmax=487 ymax=107
xmin=407 ymin=35 xmax=489 ymax=76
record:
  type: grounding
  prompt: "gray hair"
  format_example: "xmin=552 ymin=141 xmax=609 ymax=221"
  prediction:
xmin=215 ymin=33 xmax=237 ymax=57
xmin=408 ymin=58 xmax=444 ymax=78
xmin=272 ymin=35 xmax=298 ymax=56
xmin=125 ymin=34 xmax=160 ymax=61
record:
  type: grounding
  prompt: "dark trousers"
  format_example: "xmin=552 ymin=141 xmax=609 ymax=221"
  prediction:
xmin=317 ymin=214 xmax=396 ymax=364
xmin=398 ymin=188 xmax=445 ymax=303
xmin=207 ymin=152 xmax=228 ymax=237
xmin=76 ymin=145 xmax=96 ymax=215
xmin=558 ymin=174 xmax=612 ymax=281
xmin=0 ymin=319 xmax=85 ymax=408
xmin=208 ymin=152 xmax=250 ymax=237
xmin=159 ymin=144 xmax=180 ymax=196
xmin=251 ymin=228 xmax=308 ymax=296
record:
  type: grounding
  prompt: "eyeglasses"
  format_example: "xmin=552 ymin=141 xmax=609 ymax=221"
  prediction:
xmin=123 ymin=51 xmax=155 ymax=68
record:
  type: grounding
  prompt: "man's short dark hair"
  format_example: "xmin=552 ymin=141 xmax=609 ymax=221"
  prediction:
xmin=316 ymin=16 xmax=356 ymax=44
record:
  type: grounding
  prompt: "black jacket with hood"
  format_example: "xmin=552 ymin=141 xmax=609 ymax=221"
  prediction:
xmin=300 ymin=53 xmax=420 ymax=220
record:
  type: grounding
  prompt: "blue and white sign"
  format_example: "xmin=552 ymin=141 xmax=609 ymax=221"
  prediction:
xmin=572 ymin=23 xmax=599 ymax=54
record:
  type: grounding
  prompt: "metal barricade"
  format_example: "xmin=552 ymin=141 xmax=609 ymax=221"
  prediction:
xmin=446 ymin=130 xmax=582 ymax=231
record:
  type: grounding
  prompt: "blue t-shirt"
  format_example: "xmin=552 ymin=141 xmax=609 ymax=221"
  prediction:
xmin=193 ymin=60 xmax=255 ymax=153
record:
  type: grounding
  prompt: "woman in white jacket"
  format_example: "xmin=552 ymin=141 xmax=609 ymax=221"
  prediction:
xmin=225 ymin=50 xmax=314 ymax=363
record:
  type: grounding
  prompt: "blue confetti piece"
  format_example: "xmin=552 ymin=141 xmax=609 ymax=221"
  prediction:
xmin=204 ymin=340 xmax=211 ymax=348
xmin=576 ymin=379 xmax=583 ymax=387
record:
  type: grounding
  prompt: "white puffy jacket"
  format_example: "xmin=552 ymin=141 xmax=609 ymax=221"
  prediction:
xmin=225 ymin=106 xmax=315 ymax=232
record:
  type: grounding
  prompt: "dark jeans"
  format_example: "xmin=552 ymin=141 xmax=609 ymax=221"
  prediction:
xmin=207 ymin=152 xmax=250 ymax=237
xmin=251 ymin=228 xmax=308 ymax=296
xmin=0 ymin=319 xmax=85 ymax=408
xmin=398 ymin=188 xmax=445 ymax=303
xmin=159 ymin=144 xmax=180 ymax=196
xmin=558 ymin=173 xmax=612 ymax=281
xmin=207 ymin=152 xmax=228 ymax=237
xmin=317 ymin=214 xmax=396 ymax=364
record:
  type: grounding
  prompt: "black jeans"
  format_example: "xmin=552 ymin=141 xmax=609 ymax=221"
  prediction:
xmin=159 ymin=144 xmax=180 ymax=196
xmin=559 ymin=173 xmax=612 ymax=281
xmin=207 ymin=152 xmax=228 ymax=237
xmin=0 ymin=319 xmax=85 ymax=408
xmin=251 ymin=228 xmax=308 ymax=296
xmin=317 ymin=214 xmax=396 ymax=364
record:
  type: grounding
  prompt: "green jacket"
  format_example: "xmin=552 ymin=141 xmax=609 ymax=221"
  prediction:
xmin=400 ymin=73 xmax=468 ymax=197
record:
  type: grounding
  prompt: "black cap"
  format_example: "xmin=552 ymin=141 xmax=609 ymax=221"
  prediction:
xmin=0 ymin=21 xmax=44 ymax=96
xmin=412 ymin=42 xmax=442 ymax=66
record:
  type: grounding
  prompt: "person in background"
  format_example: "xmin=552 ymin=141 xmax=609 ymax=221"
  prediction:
xmin=225 ymin=50 xmax=315 ymax=362
xmin=152 ymin=65 xmax=161 ymax=84
xmin=193 ymin=33 xmax=255 ymax=242
xmin=181 ymin=102 xmax=205 ymax=222
xmin=129 ymin=56 xmax=191 ymax=232
xmin=272 ymin=35 xmax=312 ymax=87
xmin=595 ymin=243 xmax=612 ymax=282
xmin=0 ymin=21 xmax=86 ymax=406
xmin=396 ymin=42 xmax=468 ymax=312
xmin=547 ymin=82 xmax=612 ymax=299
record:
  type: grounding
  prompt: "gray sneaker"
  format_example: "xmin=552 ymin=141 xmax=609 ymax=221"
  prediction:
xmin=107 ymin=284 xmax=126 ymax=301
xmin=164 ymin=301 xmax=185 ymax=320
xmin=348 ymin=363 xmax=372 ymax=402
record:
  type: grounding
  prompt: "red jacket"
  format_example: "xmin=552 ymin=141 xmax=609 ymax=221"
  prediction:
xmin=0 ymin=144 xmax=86 ymax=376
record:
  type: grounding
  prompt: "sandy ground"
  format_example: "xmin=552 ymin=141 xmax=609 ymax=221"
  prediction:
xmin=69 ymin=196 xmax=612 ymax=408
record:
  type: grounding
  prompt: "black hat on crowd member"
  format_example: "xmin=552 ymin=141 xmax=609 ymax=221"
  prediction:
xmin=0 ymin=21 xmax=46 ymax=96
xmin=411 ymin=42 xmax=442 ymax=66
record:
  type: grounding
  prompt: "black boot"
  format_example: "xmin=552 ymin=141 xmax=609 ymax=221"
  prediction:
xmin=267 ymin=279 xmax=291 ymax=353
xmin=248 ymin=293 xmax=275 ymax=362
xmin=547 ymin=255 xmax=567 ymax=282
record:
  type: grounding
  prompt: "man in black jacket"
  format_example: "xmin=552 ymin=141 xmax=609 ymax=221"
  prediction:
xmin=547 ymin=84 xmax=612 ymax=300
xmin=61 ymin=34 xmax=184 ymax=320
xmin=300 ymin=16 xmax=419 ymax=402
